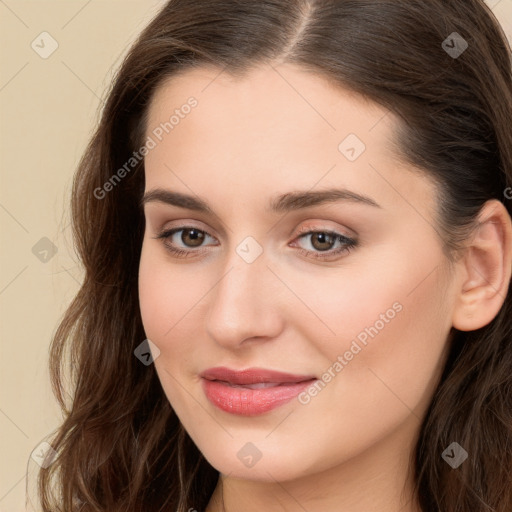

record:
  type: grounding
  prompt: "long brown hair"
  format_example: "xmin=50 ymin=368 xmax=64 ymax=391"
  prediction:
xmin=32 ymin=1 xmax=512 ymax=510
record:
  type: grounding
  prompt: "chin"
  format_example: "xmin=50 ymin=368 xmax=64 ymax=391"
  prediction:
xmin=196 ymin=439 xmax=321 ymax=482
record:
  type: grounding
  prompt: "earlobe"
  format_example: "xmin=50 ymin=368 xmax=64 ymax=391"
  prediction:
xmin=452 ymin=199 xmax=512 ymax=332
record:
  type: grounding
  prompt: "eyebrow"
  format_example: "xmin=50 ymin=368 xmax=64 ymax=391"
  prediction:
xmin=141 ymin=187 xmax=381 ymax=214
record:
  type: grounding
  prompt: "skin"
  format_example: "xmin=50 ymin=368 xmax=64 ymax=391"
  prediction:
xmin=138 ymin=63 xmax=512 ymax=512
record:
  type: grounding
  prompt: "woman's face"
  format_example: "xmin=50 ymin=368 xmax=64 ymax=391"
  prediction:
xmin=138 ymin=63 xmax=458 ymax=481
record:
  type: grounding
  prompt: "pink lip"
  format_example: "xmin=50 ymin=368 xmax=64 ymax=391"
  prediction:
xmin=200 ymin=366 xmax=317 ymax=416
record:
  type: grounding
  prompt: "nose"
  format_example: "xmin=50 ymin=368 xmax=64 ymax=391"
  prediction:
xmin=205 ymin=249 xmax=284 ymax=350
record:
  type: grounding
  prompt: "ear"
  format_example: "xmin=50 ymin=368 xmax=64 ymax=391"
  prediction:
xmin=452 ymin=199 xmax=512 ymax=331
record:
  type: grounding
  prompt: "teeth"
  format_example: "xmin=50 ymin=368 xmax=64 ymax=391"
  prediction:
xmin=224 ymin=382 xmax=280 ymax=389
xmin=244 ymin=382 xmax=279 ymax=389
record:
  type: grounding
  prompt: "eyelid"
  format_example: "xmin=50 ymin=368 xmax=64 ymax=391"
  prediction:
xmin=293 ymin=223 xmax=355 ymax=240
xmin=156 ymin=220 xmax=354 ymax=245
xmin=154 ymin=221 xmax=358 ymax=263
xmin=157 ymin=224 xmax=218 ymax=248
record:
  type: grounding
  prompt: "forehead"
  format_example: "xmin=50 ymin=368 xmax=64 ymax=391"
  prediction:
xmin=144 ymin=64 xmax=398 ymax=176
xmin=145 ymin=63 xmax=392 ymax=143
xmin=142 ymin=64 xmax=438 ymax=222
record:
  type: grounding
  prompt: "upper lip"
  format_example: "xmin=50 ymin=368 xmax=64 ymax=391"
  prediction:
xmin=200 ymin=366 xmax=316 ymax=385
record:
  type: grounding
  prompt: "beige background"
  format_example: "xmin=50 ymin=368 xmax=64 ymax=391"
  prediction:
xmin=1 ymin=1 xmax=511 ymax=510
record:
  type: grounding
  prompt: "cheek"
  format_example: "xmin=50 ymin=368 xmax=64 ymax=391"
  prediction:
xmin=295 ymin=246 xmax=451 ymax=426
xmin=138 ymin=242 xmax=201 ymax=340
xmin=286 ymin=234 xmax=450 ymax=387
xmin=284 ymin=242 xmax=447 ymax=357
xmin=138 ymin=241 xmax=217 ymax=381
xmin=138 ymin=249 xmax=171 ymax=340
xmin=138 ymin=245 xmax=199 ymax=406
xmin=273 ymin=257 xmax=452 ymax=474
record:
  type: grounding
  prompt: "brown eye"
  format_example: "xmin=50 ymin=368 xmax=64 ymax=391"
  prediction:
xmin=309 ymin=232 xmax=336 ymax=251
xmin=154 ymin=226 xmax=216 ymax=258
xmin=291 ymin=228 xmax=358 ymax=261
xmin=180 ymin=228 xmax=205 ymax=247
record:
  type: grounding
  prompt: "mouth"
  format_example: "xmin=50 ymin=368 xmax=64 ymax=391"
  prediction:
xmin=214 ymin=381 xmax=299 ymax=389
xmin=199 ymin=366 xmax=317 ymax=416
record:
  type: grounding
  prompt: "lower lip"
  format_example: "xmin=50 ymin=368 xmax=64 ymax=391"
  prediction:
xmin=201 ymin=378 xmax=316 ymax=416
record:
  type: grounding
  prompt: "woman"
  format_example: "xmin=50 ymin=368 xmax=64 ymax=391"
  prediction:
xmin=31 ymin=0 xmax=512 ymax=511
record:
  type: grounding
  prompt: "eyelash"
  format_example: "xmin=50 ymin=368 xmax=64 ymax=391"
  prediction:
xmin=153 ymin=225 xmax=358 ymax=261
